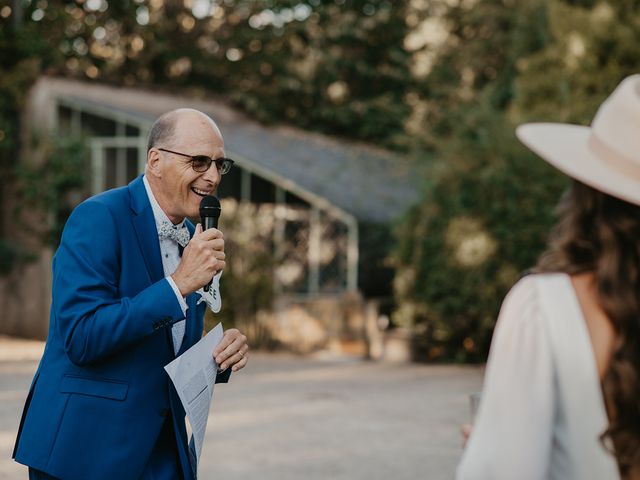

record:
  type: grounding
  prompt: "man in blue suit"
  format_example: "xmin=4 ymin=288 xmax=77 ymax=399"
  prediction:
xmin=13 ymin=108 xmax=249 ymax=480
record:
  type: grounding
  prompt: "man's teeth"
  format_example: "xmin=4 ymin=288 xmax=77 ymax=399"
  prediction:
xmin=192 ymin=187 xmax=212 ymax=196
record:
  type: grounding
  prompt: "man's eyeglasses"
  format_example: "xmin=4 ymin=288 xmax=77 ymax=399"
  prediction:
xmin=158 ymin=148 xmax=235 ymax=175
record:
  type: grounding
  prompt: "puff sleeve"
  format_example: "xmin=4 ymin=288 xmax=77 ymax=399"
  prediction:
xmin=457 ymin=276 xmax=555 ymax=480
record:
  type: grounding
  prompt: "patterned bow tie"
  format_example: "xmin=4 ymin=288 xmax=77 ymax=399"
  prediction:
xmin=158 ymin=221 xmax=190 ymax=247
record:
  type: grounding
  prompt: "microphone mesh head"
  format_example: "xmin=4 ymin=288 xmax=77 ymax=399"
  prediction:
xmin=199 ymin=195 xmax=221 ymax=218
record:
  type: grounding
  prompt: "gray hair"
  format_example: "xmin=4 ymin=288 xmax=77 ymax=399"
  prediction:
xmin=146 ymin=112 xmax=177 ymax=152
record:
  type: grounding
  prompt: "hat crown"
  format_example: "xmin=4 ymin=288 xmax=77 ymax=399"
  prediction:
xmin=591 ymin=75 xmax=640 ymax=165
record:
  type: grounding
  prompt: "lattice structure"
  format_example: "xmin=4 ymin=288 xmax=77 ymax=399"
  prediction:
xmin=274 ymin=206 xmax=349 ymax=295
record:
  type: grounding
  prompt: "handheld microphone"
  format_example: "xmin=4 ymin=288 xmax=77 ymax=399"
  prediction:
xmin=199 ymin=195 xmax=221 ymax=291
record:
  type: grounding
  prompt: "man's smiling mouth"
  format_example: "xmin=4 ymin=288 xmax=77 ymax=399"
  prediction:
xmin=191 ymin=187 xmax=213 ymax=197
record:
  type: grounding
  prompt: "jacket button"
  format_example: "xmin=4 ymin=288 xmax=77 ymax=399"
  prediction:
xmin=159 ymin=408 xmax=170 ymax=417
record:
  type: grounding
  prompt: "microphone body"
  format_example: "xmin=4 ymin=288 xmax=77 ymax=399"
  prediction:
xmin=199 ymin=196 xmax=221 ymax=291
xmin=202 ymin=214 xmax=219 ymax=231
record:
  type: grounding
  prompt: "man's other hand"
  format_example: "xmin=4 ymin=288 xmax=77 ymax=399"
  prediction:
xmin=213 ymin=329 xmax=249 ymax=372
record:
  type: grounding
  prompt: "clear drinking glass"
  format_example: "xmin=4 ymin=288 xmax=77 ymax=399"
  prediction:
xmin=469 ymin=392 xmax=482 ymax=423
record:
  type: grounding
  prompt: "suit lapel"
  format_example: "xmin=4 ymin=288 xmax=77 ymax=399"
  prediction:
xmin=128 ymin=181 xmax=203 ymax=356
xmin=178 ymin=294 xmax=195 ymax=356
xmin=129 ymin=176 xmax=164 ymax=284
xmin=178 ymin=219 xmax=200 ymax=355
xmin=177 ymin=220 xmax=200 ymax=355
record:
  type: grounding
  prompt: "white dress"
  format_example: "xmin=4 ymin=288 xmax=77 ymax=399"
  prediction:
xmin=456 ymin=273 xmax=620 ymax=480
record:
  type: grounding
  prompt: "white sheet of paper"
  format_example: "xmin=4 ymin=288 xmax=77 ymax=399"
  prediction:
xmin=164 ymin=322 xmax=224 ymax=469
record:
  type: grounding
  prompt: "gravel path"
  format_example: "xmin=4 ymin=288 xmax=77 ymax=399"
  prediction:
xmin=0 ymin=337 xmax=483 ymax=480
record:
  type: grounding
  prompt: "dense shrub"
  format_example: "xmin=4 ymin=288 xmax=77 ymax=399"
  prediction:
xmin=392 ymin=0 xmax=640 ymax=362
xmin=392 ymin=110 xmax=566 ymax=362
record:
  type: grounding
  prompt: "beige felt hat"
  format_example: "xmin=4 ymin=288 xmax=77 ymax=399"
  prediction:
xmin=516 ymin=74 xmax=640 ymax=207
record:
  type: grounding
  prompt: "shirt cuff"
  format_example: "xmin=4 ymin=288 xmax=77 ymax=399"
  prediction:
xmin=166 ymin=276 xmax=188 ymax=317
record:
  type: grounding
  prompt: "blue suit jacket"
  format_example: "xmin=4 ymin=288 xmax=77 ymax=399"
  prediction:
xmin=13 ymin=176 xmax=229 ymax=480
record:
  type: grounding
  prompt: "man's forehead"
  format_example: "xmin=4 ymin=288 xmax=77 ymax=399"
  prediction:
xmin=172 ymin=111 xmax=223 ymax=141
xmin=172 ymin=109 xmax=213 ymax=127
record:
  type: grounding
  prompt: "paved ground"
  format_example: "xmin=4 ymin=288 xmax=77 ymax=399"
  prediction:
xmin=0 ymin=336 xmax=483 ymax=480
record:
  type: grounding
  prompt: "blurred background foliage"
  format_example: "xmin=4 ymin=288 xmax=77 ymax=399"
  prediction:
xmin=1 ymin=0 xmax=638 ymax=360
xmin=206 ymin=200 xmax=277 ymax=343
xmin=16 ymin=135 xmax=88 ymax=247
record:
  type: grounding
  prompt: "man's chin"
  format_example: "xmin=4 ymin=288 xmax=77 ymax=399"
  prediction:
xmin=188 ymin=190 xmax=204 ymax=207
xmin=185 ymin=201 xmax=202 ymax=221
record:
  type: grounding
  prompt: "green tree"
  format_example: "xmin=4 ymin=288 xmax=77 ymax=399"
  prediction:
xmin=393 ymin=0 xmax=640 ymax=361
xmin=393 ymin=105 xmax=565 ymax=361
xmin=0 ymin=0 xmax=415 ymax=273
xmin=0 ymin=0 xmax=65 ymax=270
xmin=513 ymin=0 xmax=640 ymax=124
xmin=1 ymin=1 xmax=415 ymax=148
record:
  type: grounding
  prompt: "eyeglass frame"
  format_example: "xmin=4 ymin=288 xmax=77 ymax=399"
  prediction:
xmin=157 ymin=147 xmax=235 ymax=175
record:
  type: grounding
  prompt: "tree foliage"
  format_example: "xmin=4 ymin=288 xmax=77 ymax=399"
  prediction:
xmin=1 ymin=0 xmax=413 ymax=148
xmin=2 ymin=0 xmax=638 ymax=360
xmin=17 ymin=135 xmax=88 ymax=247
xmin=392 ymin=0 xmax=640 ymax=361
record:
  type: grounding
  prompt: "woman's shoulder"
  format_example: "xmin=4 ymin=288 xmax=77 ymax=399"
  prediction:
xmin=512 ymin=270 xmax=570 ymax=289
xmin=504 ymin=272 xmax=571 ymax=310
xmin=493 ymin=272 xmax=574 ymax=347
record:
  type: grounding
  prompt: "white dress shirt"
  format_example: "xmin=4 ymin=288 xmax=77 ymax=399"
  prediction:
xmin=143 ymin=175 xmax=189 ymax=354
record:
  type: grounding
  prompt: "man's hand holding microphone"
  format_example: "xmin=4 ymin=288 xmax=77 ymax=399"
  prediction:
xmin=171 ymin=195 xmax=248 ymax=372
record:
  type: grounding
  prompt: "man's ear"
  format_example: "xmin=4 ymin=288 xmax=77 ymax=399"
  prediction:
xmin=147 ymin=148 xmax=162 ymax=178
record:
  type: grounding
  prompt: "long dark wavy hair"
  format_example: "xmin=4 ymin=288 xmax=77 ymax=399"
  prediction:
xmin=535 ymin=180 xmax=640 ymax=477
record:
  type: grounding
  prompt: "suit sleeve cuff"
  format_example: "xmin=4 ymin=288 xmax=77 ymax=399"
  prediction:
xmin=166 ymin=276 xmax=188 ymax=317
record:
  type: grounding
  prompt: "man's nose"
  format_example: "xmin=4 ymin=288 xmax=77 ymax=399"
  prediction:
xmin=201 ymin=162 xmax=221 ymax=184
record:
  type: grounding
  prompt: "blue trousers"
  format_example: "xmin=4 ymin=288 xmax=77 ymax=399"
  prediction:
xmin=140 ymin=416 xmax=184 ymax=480
xmin=28 ymin=469 xmax=58 ymax=479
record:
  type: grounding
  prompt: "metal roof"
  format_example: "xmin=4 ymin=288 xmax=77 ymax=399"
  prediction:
xmin=28 ymin=77 xmax=422 ymax=222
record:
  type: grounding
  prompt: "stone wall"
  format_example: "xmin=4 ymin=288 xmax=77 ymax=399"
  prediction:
xmin=233 ymin=291 xmax=369 ymax=355
xmin=229 ymin=293 xmax=413 ymax=362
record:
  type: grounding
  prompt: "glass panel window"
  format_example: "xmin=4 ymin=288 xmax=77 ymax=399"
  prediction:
xmin=81 ymin=111 xmax=117 ymax=137
xmin=251 ymin=173 xmax=276 ymax=203
xmin=285 ymin=190 xmax=307 ymax=206
xmin=216 ymin=165 xmax=242 ymax=200
xmin=58 ymin=105 xmax=73 ymax=135
xmin=126 ymin=148 xmax=139 ymax=182
xmin=125 ymin=124 xmax=140 ymax=136
xmin=105 ymin=147 xmax=118 ymax=190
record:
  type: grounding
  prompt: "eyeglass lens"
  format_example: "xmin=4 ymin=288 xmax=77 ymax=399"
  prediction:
xmin=191 ymin=156 xmax=233 ymax=174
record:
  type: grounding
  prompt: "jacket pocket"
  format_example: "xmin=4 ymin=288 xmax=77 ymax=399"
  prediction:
xmin=60 ymin=374 xmax=129 ymax=401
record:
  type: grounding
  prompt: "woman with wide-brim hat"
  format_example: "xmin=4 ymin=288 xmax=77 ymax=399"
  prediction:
xmin=457 ymin=75 xmax=640 ymax=479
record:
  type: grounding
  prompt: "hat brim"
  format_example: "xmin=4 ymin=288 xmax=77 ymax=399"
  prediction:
xmin=516 ymin=123 xmax=640 ymax=207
